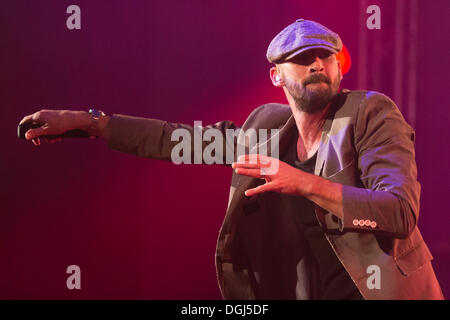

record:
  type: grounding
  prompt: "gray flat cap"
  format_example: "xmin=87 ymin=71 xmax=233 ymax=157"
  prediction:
xmin=266 ymin=19 xmax=342 ymax=64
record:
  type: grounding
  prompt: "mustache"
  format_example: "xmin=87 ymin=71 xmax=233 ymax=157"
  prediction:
xmin=303 ymin=73 xmax=331 ymax=86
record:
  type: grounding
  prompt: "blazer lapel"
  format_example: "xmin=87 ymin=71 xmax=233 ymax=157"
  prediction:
xmin=314 ymin=90 xmax=351 ymax=177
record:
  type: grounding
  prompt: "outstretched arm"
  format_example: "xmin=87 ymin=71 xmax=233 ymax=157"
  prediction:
xmin=19 ymin=109 xmax=240 ymax=165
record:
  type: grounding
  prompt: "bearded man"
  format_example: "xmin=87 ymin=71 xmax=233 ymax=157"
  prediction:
xmin=20 ymin=19 xmax=443 ymax=300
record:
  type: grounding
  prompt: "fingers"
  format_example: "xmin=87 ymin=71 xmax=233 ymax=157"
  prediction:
xmin=19 ymin=114 xmax=34 ymax=125
xmin=21 ymin=110 xmax=64 ymax=146
xmin=233 ymin=154 xmax=278 ymax=177
xmin=232 ymin=162 xmax=271 ymax=169
xmin=25 ymin=126 xmax=47 ymax=140
xmin=21 ymin=111 xmax=46 ymax=141
xmin=20 ymin=110 xmax=45 ymax=125
xmin=234 ymin=168 xmax=265 ymax=179
xmin=232 ymin=154 xmax=272 ymax=168
xmin=237 ymin=154 xmax=272 ymax=164
xmin=30 ymin=136 xmax=62 ymax=146
xmin=31 ymin=138 xmax=41 ymax=146
xmin=245 ymin=183 xmax=274 ymax=197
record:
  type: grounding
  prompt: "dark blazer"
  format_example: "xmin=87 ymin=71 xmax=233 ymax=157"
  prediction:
xmin=107 ymin=89 xmax=444 ymax=300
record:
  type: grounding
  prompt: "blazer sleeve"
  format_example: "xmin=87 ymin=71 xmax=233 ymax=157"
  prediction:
xmin=106 ymin=114 xmax=239 ymax=166
xmin=339 ymin=92 xmax=420 ymax=238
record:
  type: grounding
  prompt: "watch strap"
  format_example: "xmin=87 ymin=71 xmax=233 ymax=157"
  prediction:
xmin=88 ymin=108 xmax=105 ymax=138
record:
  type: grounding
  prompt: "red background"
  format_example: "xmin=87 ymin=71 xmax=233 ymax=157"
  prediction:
xmin=0 ymin=0 xmax=448 ymax=299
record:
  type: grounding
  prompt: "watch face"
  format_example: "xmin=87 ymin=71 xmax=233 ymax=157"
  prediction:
xmin=89 ymin=109 xmax=102 ymax=117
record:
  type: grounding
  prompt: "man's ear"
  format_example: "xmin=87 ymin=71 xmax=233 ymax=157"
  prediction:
xmin=336 ymin=60 xmax=343 ymax=81
xmin=270 ymin=66 xmax=284 ymax=87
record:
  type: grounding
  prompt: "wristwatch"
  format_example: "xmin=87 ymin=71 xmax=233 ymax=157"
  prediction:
xmin=88 ymin=108 xmax=105 ymax=139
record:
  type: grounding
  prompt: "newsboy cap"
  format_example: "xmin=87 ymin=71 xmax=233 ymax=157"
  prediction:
xmin=266 ymin=19 xmax=343 ymax=64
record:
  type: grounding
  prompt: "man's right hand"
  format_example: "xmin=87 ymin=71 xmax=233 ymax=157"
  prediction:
xmin=19 ymin=109 xmax=90 ymax=146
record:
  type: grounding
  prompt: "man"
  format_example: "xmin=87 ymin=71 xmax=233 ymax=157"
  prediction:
xmin=20 ymin=19 xmax=443 ymax=299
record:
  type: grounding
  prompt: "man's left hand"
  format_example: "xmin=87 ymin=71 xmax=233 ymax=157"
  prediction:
xmin=232 ymin=154 xmax=307 ymax=197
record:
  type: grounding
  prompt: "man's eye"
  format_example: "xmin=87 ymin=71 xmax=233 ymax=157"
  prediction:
xmin=319 ymin=52 xmax=332 ymax=59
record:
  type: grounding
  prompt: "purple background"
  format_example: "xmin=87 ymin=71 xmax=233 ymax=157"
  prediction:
xmin=0 ymin=0 xmax=449 ymax=299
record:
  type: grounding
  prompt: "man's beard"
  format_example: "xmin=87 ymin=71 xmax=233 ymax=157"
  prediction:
xmin=285 ymin=70 xmax=341 ymax=113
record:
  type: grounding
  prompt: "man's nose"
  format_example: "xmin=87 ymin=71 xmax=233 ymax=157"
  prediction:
xmin=309 ymin=57 xmax=324 ymax=73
